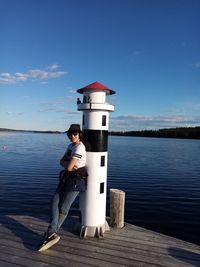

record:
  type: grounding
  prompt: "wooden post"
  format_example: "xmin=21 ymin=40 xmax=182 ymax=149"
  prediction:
xmin=110 ymin=189 xmax=125 ymax=228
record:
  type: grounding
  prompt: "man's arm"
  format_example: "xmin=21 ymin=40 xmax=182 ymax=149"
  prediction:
xmin=60 ymin=154 xmax=78 ymax=172
xmin=67 ymin=158 xmax=78 ymax=172
xmin=60 ymin=152 xmax=70 ymax=168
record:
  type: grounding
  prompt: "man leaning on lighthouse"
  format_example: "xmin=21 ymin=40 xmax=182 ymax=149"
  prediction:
xmin=38 ymin=81 xmax=115 ymax=251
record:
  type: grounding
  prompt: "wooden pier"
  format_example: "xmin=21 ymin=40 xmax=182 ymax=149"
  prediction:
xmin=0 ymin=214 xmax=199 ymax=267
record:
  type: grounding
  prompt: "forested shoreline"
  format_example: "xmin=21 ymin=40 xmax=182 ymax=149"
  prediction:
xmin=110 ymin=126 xmax=200 ymax=139
xmin=0 ymin=128 xmax=61 ymax=134
xmin=1 ymin=126 xmax=200 ymax=139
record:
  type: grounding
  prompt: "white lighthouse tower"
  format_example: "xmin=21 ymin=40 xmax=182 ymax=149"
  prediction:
xmin=77 ymin=81 xmax=115 ymax=237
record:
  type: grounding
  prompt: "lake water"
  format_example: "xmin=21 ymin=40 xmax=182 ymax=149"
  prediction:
xmin=0 ymin=132 xmax=200 ymax=245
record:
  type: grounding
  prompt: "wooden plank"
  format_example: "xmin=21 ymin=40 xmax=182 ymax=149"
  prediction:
xmin=4 ymin=215 xmax=199 ymax=251
xmin=0 ymin=259 xmax=22 ymax=267
xmin=0 ymin=239 xmax=124 ymax=267
xmin=0 ymin=215 xmax=200 ymax=267
xmin=0 ymin=231 xmax=134 ymax=267
xmin=0 ymin=246 xmax=87 ymax=267
xmin=1 ymin=228 xmax=199 ymax=267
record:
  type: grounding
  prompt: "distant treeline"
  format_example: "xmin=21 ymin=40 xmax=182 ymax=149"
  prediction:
xmin=1 ymin=127 xmax=200 ymax=139
xmin=0 ymin=128 xmax=61 ymax=134
xmin=110 ymin=127 xmax=200 ymax=140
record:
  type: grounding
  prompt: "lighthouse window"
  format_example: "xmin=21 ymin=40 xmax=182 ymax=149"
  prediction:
xmin=82 ymin=114 xmax=85 ymax=126
xmin=100 ymin=155 xmax=105 ymax=166
xmin=102 ymin=115 xmax=107 ymax=126
xmin=100 ymin=182 xmax=104 ymax=194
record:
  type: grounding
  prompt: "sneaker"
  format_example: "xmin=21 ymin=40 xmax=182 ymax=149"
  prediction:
xmin=38 ymin=233 xmax=60 ymax=252
xmin=43 ymin=231 xmax=50 ymax=239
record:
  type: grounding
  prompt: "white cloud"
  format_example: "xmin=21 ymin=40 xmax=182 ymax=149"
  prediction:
xmin=28 ymin=69 xmax=49 ymax=79
xmin=46 ymin=64 xmax=60 ymax=70
xmin=0 ymin=65 xmax=67 ymax=84
xmin=40 ymin=81 xmax=49 ymax=85
xmin=110 ymin=114 xmax=200 ymax=131
xmin=68 ymin=89 xmax=77 ymax=93
xmin=0 ymin=73 xmax=16 ymax=84
xmin=15 ymin=72 xmax=29 ymax=81
xmin=28 ymin=69 xmax=66 ymax=80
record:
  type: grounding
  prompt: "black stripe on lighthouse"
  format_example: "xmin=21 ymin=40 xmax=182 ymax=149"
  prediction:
xmin=83 ymin=129 xmax=108 ymax=152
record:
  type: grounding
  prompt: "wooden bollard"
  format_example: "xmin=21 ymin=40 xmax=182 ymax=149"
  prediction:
xmin=110 ymin=189 xmax=125 ymax=228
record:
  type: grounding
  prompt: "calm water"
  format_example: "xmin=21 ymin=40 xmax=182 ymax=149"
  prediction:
xmin=0 ymin=132 xmax=200 ymax=245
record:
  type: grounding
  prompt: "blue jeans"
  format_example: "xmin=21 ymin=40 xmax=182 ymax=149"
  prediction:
xmin=48 ymin=188 xmax=79 ymax=234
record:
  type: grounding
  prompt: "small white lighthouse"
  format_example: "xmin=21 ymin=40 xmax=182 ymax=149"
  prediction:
xmin=77 ymin=81 xmax=115 ymax=237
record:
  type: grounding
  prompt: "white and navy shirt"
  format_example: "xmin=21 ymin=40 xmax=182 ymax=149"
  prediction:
xmin=65 ymin=141 xmax=86 ymax=169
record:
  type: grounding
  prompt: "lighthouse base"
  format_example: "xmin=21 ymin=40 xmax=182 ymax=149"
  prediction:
xmin=79 ymin=221 xmax=110 ymax=238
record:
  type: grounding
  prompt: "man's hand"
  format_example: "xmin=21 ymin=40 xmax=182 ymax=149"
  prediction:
xmin=60 ymin=159 xmax=68 ymax=168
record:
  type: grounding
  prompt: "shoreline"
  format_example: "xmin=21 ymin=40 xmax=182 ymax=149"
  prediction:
xmin=1 ymin=126 xmax=200 ymax=140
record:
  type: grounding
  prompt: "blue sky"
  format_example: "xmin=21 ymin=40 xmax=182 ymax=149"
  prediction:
xmin=0 ymin=0 xmax=200 ymax=131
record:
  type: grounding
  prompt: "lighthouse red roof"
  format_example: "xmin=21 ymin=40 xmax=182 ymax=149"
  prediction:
xmin=77 ymin=81 xmax=115 ymax=95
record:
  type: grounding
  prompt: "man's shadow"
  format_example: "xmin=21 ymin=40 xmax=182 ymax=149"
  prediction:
xmin=0 ymin=210 xmax=81 ymax=252
xmin=0 ymin=214 xmax=48 ymax=251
